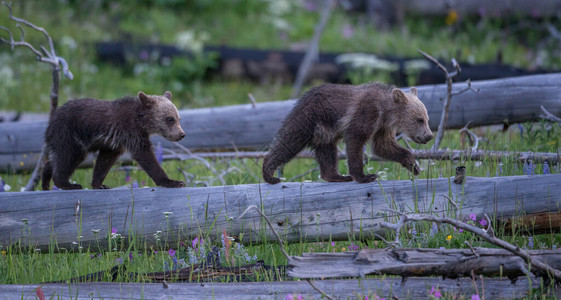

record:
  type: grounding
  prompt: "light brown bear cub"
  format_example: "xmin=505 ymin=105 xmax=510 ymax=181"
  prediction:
xmin=262 ymin=82 xmax=433 ymax=184
xmin=42 ymin=91 xmax=186 ymax=190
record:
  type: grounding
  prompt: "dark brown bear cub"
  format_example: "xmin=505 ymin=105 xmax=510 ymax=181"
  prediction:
xmin=42 ymin=91 xmax=186 ymax=190
xmin=262 ymin=82 xmax=433 ymax=184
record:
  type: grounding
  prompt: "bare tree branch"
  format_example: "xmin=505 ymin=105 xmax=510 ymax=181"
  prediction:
xmin=0 ymin=1 xmax=73 ymax=191
xmin=291 ymin=0 xmax=336 ymax=98
xmin=380 ymin=213 xmax=561 ymax=282
xmin=418 ymin=49 xmax=472 ymax=151
xmin=540 ymin=105 xmax=561 ymax=123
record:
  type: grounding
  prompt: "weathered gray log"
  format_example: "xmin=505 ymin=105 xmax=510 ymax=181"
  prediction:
xmin=2 ymin=277 xmax=555 ymax=300
xmin=0 ymin=174 xmax=560 ymax=252
xmin=1 ymin=73 xmax=561 ymax=172
xmin=9 ymin=148 xmax=560 ymax=174
xmin=289 ymin=248 xmax=561 ymax=279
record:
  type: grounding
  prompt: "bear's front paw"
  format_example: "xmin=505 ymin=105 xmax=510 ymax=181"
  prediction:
xmin=265 ymin=177 xmax=282 ymax=184
xmin=354 ymin=174 xmax=378 ymax=183
xmin=161 ymin=180 xmax=186 ymax=188
xmin=59 ymin=183 xmax=83 ymax=190
xmin=413 ymin=165 xmax=420 ymax=175
xmin=93 ymin=184 xmax=111 ymax=189
xmin=322 ymin=174 xmax=353 ymax=182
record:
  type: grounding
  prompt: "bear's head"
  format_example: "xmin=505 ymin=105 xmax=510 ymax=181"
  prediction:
xmin=138 ymin=91 xmax=186 ymax=142
xmin=392 ymin=87 xmax=433 ymax=144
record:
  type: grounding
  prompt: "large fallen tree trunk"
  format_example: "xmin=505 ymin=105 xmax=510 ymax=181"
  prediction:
xmin=1 ymin=73 xmax=561 ymax=172
xmin=7 ymin=148 xmax=560 ymax=174
xmin=0 ymin=174 xmax=559 ymax=252
xmin=289 ymin=248 xmax=561 ymax=279
xmin=1 ymin=277 xmax=555 ymax=300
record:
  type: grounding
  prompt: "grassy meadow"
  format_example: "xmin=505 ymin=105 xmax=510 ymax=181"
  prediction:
xmin=1 ymin=1 xmax=560 ymax=298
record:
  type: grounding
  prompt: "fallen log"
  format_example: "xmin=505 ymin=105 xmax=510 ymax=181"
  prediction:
xmin=288 ymin=248 xmax=561 ymax=279
xmin=1 ymin=73 xmax=560 ymax=172
xmin=0 ymin=277 xmax=556 ymax=299
xmin=3 ymin=147 xmax=560 ymax=174
xmin=402 ymin=0 xmax=561 ymax=17
xmin=0 ymin=174 xmax=559 ymax=252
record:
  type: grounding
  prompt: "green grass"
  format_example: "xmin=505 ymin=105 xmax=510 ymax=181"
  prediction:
xmin=0 ymin=1 xmax=560 ymax=297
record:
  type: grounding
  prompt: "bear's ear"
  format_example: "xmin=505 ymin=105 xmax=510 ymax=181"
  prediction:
xmin=138 ymin=91 xmax=156 ymax=108
xmin=409 ymin=87 xmax=417 ymax=96
xmin=164 ymin=91 xmax=173 ymax=100
xmin=392 ymin=88 xmax=408 ymax=105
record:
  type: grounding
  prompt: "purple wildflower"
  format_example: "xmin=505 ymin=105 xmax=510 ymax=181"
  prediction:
xmin=304 ymin=1 xmax=317 ymax=11
xmin=469 ymin=213 xmax=477 ymax=221
xmin=139 ymin=50 xmax=149 ymax=61
xmin=155 ymin=142 xmax=164 ymax=164
xmin=430 ymin=286 xmax=442 ymax=298
xmin=132 ymin=180 xmax=139 ymax=188
xmin=528 ymin=236 xmax=534 ymax=249
xmin=429 ymin=223 xmax=438 ymax=236
xmin=471 ymin=295 xmax=481 ymax=300
xmin=331 ymin=241 xmax=336 ymax=247
xmin=168 ymin=248 xmax=176 ymax=257
xmin=478 ymin=7 xmax=486 ymax=18
xmin=453 ymin=227 xmax=464 ymax=233
xmin=341 ymin=23 xmax=354 ymax=39
xmin=192 ymin=237 xmax=200 ymax=249
xmin=348 ymin=242 xmax=359 ymax=251
xmin=543 ymin=162 xmax=550 ymax=175
xmin=116 ymin=258 xmax=123 ymax=265
xmin=479 ymin=218 xmax=488 ymax=227
xmin=90 ymin=254 xmax=95 ymax=258
xmin=111 ymin=227 xmax=117 ymax=234
xmin=523 ymin=161 xmax=535 ymax=175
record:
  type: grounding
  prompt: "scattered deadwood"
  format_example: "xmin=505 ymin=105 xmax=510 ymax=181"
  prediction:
xmin=1 ymin=73 xmax=561 ymax=172
xmin=1 ymin=174 xmax=560 ymax=252
xmin=289 ymin=248 xmax=561 ymax=280
xmin=46 ymin=261 xmax=279 ymax=284
xmin=1 ymin=277 xmax=556 ymax=299
xmin=400 ymin=0 xmax=561 ymax=17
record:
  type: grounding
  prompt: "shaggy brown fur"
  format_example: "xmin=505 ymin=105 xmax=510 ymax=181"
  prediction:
xmin=262 ymin=82 xmax=433 ymax=184
xmin=41 ymin=91 xmax=186 ymax=190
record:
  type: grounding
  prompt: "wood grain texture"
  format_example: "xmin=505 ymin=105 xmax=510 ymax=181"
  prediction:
xmin=0 ymin=277 xmax=556 ymax=300
xmin=288 ymin=248 xmax=561 ymax=279
xmin=0 ymin=174 xmax=559 ymax=252
xmin=1 ymin=73 xmax=561 ymax=171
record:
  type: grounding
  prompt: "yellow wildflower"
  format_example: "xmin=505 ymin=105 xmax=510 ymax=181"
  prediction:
xmin=445 ymin=10 xmax=458 ymax=25
xmin=446 ymin=235 xmax=452 ymax=241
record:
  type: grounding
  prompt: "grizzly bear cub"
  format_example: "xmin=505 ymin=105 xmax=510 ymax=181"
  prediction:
xmin=41 ymin=91 xmax=186 ymax=190
xmin=262 ymin=83 xmax=433 ymax=184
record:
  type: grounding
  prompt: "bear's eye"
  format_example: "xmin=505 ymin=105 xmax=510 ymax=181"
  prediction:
xmin=166 ymin=117 xmax=175 ymax=124
xmin=416 ymin=118 xmax=424 ymax=124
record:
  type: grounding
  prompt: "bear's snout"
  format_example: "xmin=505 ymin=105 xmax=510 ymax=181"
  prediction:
xmin=420 ymin=133 xmax=433 ymax=144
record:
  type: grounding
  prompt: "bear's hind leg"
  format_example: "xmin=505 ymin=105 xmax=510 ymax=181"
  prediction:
xmin=313 ymin=143 xmax=352 ymax=182
xmin=41 ymin=160 xmax=53 ymax=190
xmin=263 ymin=137 xmax=311 ymax=184
xmin=51 ymin=148 xmax=87 ymax=190
xmin=92 ymin=149 xmax=123 ymax=189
